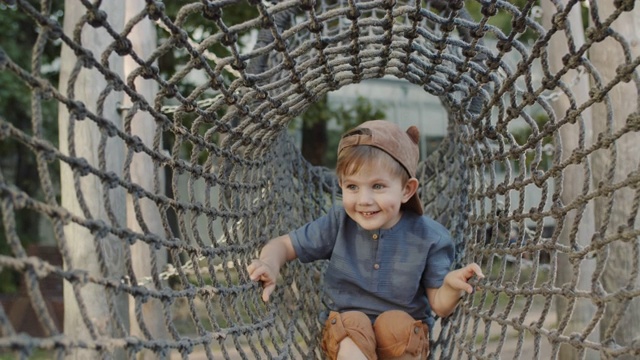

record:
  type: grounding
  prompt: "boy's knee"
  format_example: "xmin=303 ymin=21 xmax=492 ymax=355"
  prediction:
xmin=373 ymin=310 xmax=429 ymax=359
xmin=322 ymin=311 xmax=376 ymax=360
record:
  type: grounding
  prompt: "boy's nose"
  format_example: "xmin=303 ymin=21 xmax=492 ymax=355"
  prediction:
xmin=357 ymin=190 xmax=374 ymax=205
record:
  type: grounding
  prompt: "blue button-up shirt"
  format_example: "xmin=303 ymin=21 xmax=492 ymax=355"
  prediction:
xmin=290 ymin=206 xmax=454 ymax=327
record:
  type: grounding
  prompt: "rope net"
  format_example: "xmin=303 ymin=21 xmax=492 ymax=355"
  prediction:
xmin=0 ymin=0 xmax=639 ymax=359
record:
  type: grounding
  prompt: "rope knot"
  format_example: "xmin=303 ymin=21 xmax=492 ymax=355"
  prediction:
xmin=88 ymin=219 xmax=110 ymax=238
xmin=471 ymin=25 xmax=486 ymax=39
xmin=626 ymin=112 xmax=640 ymax=131
xmin=114 ymin=37 xmax=132 ymax=56
xmin=232 ymin=59 xmax=247 ymax=71
xmin=480 ymin=3 xmax=497 ymax=17
xmin=202 ymin=1 xmax=222 ymax=21
xmin=308 ymin=20 xmax=323 ymax=33
xmin=103 ymin=171 xmax=120 ymax=189
xmin=74 ymin=157 xmax=91 ymax=176
xmin=298 ymin=0 xmax=316 ymax=11
xmin=191 ymin=165 xmax=204 ymax=178
xmin=381 ymin=0 xmax=396 ymax=10
xmin=70 ymin=101 xmax=87 ymax=120
xmin=440 ymin=21 xmax=455 ymax=33
xmin=408 ymin=10 xmax=422 ymax=23
xmin=588 ymin=88 xmax=605 ymax=103
xmin=87 ymin=8 xmax=107 ymax=28
xmin=532 ymin=170 xmax=546 ymax=187
xmin=124 ymin=337 xmax=142 ymax=353
xmin=569 ymin=333 xmax=584 ymax=344
xmin=496 ymin=39 xmax=512 ymax=53
xmin=551 ymin=12 xmax=566 ymax=30
xmin=141 ymin=65 xmax=159 ymax=80
xmin=484 ymin=125 xmax=498 ymax=140
xmin=485 ymin=56 xmax=500 ymax=70
xmin=146 ymin=0 xmax=165 ymax=21
xmin=129 ymin=135 xmax=145 ymax=153
xmin=614 ymin=0 xmax=635 ymax=11
xmin=616 ymin=63 xmax=635 ymax=83
xmin=511 ymin=16 xmax=527 ymax=34
xmin=45 ymin=18 xmax=64 ymax=40
xmin=449 ymin=0 xmax=464 ymax=11
xmin=585 ymin=26 xmax=611 ymax=43
xmin=161 ymin=83 xmax=178 ymax=98
xmin=346 ymin=7 xmax=360 ymax=21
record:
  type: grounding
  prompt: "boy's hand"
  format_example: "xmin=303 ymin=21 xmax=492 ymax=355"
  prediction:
xmin=247 ymin=259 xmax=278 ymax=302
xmin=444 ymin=263 xmax=485 ymax=294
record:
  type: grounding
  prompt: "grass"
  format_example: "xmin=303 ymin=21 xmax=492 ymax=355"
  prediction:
xmin=3 ymin=255 xmax=558 ymax=358
xmin=462 ymin=258 xmax=557 ymax=349
xmin=0 ymin=350 xmax=51 ymax=360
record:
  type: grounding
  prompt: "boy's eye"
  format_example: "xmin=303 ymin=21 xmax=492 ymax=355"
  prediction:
xmin=346 ymin=184 xmax=357 ymax=191
xmin=373 ymin=184 xmax=384 ymax=190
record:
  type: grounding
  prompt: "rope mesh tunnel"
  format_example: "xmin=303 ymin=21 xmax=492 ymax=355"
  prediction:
xmin=0 ymin=0 xmax=639 ymax=359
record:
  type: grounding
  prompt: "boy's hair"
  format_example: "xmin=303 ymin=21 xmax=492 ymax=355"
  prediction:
xmin=336 ymin=120 xmax=423 ymax=215
xmin=336 ymin=146 xmax=409 ymax=184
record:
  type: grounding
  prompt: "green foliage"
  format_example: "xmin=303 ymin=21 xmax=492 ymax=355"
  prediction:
xmin=299 ymin=95 xmax=333 ymax=127
xmin=296 ymin=94 xmax=386 ymax=136
xmin=158 ymin=1 xmax=259 ymax=165
xmin=465 ymin=0 xmax=539 ymax=43
xmin=324 ymin=95 xmax=387 ymax=167
xmin=0 ymin=3 xmax=63 ymax=294
xmin=158 ymin=1 xmax=258 ymax=82
xmin=334 ymin=96 xmax=388 ymax=134
xmin=510 ymin=112 xmax=553 ymax=170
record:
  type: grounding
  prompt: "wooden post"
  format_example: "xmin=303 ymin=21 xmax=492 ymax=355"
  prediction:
xmin=590 ymin=3 xmax=640 ymax=358
xmin=540 ymin=1 xmax=598 ymax=359
xmin=123 ymin=0 xmax=169 ymax=352
xmin=58 ymin=1 xmax=128 ymax=358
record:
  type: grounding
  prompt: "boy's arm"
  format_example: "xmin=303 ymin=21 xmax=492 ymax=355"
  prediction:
xmin=426 ymin=263 xmax=484 ymax=318
xmin=247 ymin=235 xmax=297 ymax=302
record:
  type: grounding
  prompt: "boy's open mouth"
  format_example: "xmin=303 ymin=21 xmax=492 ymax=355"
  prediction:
xmin=361 ymin=211 xmax=380 ymax=216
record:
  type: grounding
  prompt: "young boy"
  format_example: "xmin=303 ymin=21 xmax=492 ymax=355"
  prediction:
xmin=247 ymin=120 xmax=484 ymax=360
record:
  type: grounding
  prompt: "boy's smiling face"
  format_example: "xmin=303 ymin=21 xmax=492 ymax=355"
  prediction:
xmin=340 ymin=157 xmax=417 ymax=230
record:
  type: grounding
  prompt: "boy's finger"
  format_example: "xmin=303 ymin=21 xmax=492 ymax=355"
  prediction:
xmin=262 ymin=283 xmax=275 ymax=302
xmin=248 ymin=265 xmax=266 ymax=281
xmin=247 ymin=260 xmax=260 ymax=275
xmin=471 ymin=263 xmax=485 ymax=278
xmin=465 ymin=263 xmax=484 ymax=279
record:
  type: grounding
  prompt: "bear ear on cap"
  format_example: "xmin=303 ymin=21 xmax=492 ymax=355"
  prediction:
xmin=406 ymin=126 xmax=420 ymax=145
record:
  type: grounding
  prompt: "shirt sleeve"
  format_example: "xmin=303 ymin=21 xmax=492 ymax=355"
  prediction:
xmin=421 ymin=232 xmax=455 ymax=289
xmin=289 ymin=205 xmax=342 ymax=263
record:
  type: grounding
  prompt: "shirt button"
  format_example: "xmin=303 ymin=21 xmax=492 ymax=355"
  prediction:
xmin=372 ymin=234 xmax=378 ymax=240
xmin=373 ymin=264 xmax=380 ymax=270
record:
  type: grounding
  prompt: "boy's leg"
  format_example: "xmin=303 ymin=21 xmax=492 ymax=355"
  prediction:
xmin=373 ymin=310 xmax=429 ymax=360
xmin=337 ymin=337 xmax=368 ymax=360
xmin=321 ymin=311 xmax=377 ymax=360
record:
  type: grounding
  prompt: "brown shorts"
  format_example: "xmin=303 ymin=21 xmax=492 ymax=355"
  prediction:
xmin=321 ymin=310 xmax=429 ymax=360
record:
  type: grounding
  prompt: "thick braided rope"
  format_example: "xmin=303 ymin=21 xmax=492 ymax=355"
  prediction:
xmin=0 ymin=0 xmax=639 ymax=359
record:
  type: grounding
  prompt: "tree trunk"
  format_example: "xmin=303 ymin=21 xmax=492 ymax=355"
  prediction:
xmin=589 ymin=3 xmax=640 ymax=359
xmin=540 ymin=1 xmax=599 ymax=359
xmin=123 ymin=0 xmax=168 ymax=355
xmin=59 ymin=2 xmax=128 ymax=358
xmin=301 ymin=120 xmax=328 ymax=166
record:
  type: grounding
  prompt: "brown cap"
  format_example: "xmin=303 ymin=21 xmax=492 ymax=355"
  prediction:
xmin=337 ymin=120 xmax=423 ymax=215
